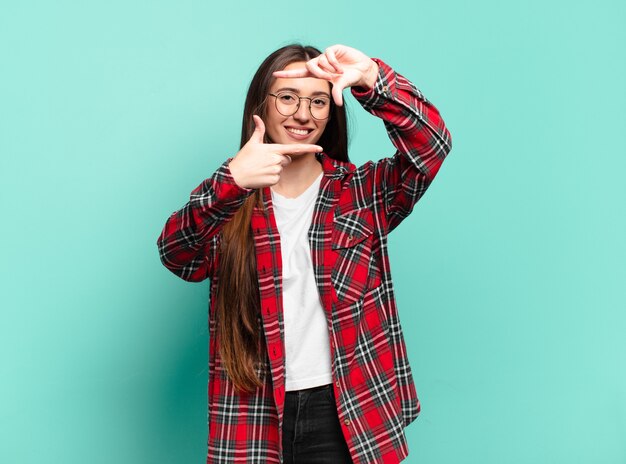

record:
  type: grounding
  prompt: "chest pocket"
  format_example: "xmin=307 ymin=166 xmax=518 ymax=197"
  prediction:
xmin=331 ymin=208 xmax=382 ymax=308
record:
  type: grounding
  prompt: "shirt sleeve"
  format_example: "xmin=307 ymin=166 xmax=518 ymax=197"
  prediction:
xmin=351 ymin=58 xmax=453 ymax=234
xmin=156 ymin=157 xmax=255 ymax=282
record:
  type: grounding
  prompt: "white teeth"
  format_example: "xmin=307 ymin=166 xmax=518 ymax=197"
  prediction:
xmin=286 ymin=128 xmax=310 ymax=135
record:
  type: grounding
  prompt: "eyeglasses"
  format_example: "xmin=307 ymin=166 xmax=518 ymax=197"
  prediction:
xmin=268 ymin=91 xmax=331 ymax=120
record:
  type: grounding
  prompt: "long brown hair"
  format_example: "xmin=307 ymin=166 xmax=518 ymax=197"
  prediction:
xmin=216 ymin=44 xmax=349 ymax=393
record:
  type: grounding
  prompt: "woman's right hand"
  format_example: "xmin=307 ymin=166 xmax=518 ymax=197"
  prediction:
xmin=228 ymin=115 xmax=323 ymax=189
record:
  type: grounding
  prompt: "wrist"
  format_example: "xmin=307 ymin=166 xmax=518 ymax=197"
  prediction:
xmin=360 ymin=60 xmax=379 ymax=89
xmin=227 ymin=158 xmax=244 ymax=186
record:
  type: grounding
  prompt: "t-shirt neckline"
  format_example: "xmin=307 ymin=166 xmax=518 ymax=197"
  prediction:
xmin=271 ymin=172 xmax=323 ymax=203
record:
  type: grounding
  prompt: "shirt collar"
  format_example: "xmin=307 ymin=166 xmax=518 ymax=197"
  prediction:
xmin=315 ymin=152 xmax=352 ymax=180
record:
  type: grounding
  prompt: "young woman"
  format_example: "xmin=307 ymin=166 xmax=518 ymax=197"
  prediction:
xmin=157 ymin=43 xmax=452 ymax=464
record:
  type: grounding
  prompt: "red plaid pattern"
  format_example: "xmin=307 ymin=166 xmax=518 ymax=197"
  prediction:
xmin=157 ymin=58 xmax=452 ymax=463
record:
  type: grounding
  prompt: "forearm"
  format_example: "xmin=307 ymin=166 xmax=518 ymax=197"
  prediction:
xmin=351 ymin=58 xmax=452 ymax=180
xmin=157 ymin=157 xmax=255 ymax=281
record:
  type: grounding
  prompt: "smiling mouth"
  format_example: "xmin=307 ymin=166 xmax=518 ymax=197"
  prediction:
xmin=285 ymin=127 xmax=313 ymax=136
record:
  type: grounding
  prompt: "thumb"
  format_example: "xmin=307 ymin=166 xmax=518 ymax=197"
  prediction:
xmin=331 ymin=81 xmax=345 ymax=107
xmin=249 ymin=115 xmax=266 ymax=144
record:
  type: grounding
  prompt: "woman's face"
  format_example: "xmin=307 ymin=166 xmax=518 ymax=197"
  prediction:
xmin=264 ymin=61 xmax=331 ymax=149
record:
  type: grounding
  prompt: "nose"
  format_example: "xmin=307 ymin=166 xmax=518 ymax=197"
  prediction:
xmin=293 ymin=98 xmax=310 ymax=122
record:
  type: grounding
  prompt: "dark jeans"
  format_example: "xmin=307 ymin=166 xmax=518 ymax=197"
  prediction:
xmin=282 ymin=383 xmax=353 ymax=464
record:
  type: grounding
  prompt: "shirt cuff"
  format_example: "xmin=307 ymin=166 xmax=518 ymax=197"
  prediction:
xmin=192 ymin=157 xmax=255 ymax=208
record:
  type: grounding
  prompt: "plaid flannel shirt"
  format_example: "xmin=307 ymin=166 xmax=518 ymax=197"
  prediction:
xmin=157 ymin=58 xmax=452 ymax=464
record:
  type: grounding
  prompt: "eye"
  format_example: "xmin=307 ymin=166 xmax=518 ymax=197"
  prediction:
xmin=278 ymin=92 xmax=297 ymax=104
xmin=312 ymin=97 xmax=329 ymax=108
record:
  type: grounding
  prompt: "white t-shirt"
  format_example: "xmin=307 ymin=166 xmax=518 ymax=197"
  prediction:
xmin=270 ymin=172 xmax=332 ymax=391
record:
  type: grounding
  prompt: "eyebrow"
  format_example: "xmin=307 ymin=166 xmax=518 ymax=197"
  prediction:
xmin=275 ymin=87 xmax=331 ymax=98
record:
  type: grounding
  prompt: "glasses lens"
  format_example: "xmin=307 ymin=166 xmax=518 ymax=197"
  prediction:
xmin=310 ymin=96 xmax=330 ymax=120
xmin=275 ymin=91 xmax=299 ymax=116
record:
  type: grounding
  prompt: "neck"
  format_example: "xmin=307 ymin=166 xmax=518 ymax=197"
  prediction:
xmin=270 ymin=153 xmax=323 ymax=198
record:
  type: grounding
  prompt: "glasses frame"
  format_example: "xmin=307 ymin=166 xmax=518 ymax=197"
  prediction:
xmin=267 ymin=91 xmax=331 ymax=121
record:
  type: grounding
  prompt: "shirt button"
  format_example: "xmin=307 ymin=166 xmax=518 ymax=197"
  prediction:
xmin=348 ymin=235 xmax=354 ymax=241
xmin=335 ymin=380 xmax=340 ymax=387
xmin=382 ymin=85 xmax=388 ymax=92
xmin=344 ymin=419 xmax=351 ymax=426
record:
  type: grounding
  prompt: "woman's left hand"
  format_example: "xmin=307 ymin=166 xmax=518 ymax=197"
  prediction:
xmin=272 ymin=44 xmax=379 ymax=107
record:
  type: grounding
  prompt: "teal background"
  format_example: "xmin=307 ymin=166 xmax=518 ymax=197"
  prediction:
xmin=1 ymin=0 xmax=624 ymax=462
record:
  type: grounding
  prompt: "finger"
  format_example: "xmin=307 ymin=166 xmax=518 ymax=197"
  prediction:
xmin=279 ymin=154 xmax=292 ymax=166
xmin=271 ymin=143 xmax=323 ymax=154
xmin=271 ymin=152 xmax=293 ymax=166
xmin=326 ymin=44 xmax=347 ymax=62
xmin=305 ymin=60 xmax=337 ymax=81
xmin=325 ymin=48 xmax=344 ymax=73
xmin=272 ymin=68 xmax=312 ymax=78
xmin=318 ymin=54 xmax=338 ymax=74
xmin=250 ymin=115 xmax=265 ymax=143
xmin=331 ymin=82 xmax=345 ymax=107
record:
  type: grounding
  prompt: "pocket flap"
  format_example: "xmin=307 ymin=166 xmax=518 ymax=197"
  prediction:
xmin=332 ymin=209 xmax=375 ymax=250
